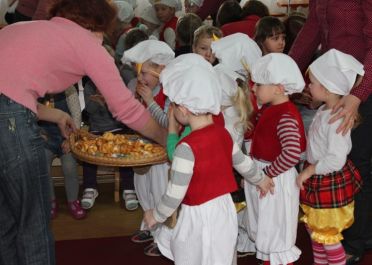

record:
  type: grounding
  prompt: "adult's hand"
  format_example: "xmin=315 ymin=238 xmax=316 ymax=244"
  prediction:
xmin=329 ymin=94 xmax=361 ymax=135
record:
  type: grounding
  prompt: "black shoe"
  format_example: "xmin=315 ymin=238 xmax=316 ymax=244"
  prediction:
xmin=346 ymin=254 xmax=362 ymax=265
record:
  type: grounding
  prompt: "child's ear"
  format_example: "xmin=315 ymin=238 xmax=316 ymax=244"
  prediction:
xmin=276 ymin=84 xmax=286 ymax=94
xmin=178 ymin=105 xmax=189 ymax=116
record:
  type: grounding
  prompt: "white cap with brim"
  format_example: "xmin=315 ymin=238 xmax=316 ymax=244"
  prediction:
xmin=252 ymin=53 xmax=305 ymax=95
xmin=309 ymin=49 xmax=364 ymax=96
xmin=161 ymin=53 xmax=222 ymax=115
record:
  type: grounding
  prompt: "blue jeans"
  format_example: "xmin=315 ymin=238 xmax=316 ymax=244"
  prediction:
xmin=0 ymin=95 xmax=55 ymax=265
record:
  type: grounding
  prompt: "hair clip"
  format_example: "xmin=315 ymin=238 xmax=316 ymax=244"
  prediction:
xmin=212 ymin=33 xmax=220 ymax=41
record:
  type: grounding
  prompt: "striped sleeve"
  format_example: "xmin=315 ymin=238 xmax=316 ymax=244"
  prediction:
xmin=264 ymin=114 xmax=301 ymax=178
xmin=153 ymin=143 xmax=194 ymax=223
xmin=148 ymin=101 xmax=169 ymax=128
xmin=232 ymin=142 xmax=264 ymax=185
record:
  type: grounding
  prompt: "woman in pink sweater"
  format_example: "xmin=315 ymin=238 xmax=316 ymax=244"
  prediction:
xmin=0 ymin=0 xmax=166 ymax=264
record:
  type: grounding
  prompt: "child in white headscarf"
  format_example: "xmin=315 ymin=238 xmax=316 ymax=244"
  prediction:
xmin=150 ymin=0 xmax=182 ymax=50
xmin=122 ymin=40 xmax=175 ymax=256
xmin=248 ymin=53 xmax=307 ymax=265
xmin=296 ymin=49 xmax=364 ymax=265
xmin=144 ymin=53 xmax=274 ymax=265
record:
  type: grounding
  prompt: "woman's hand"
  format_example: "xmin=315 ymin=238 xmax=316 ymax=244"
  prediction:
xmin=144 ymin=209 xmax=158 ymax=229
xmin=61 ymin=140 xmax=71 ymax=154
xmin=329 ymin=94 xmax=361 ymax=135
xmin=136 ymin=83 xmax=154 ymax=106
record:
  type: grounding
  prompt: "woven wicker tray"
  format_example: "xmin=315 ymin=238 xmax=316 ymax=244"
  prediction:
xmin=69 ymin=131 xmax=167 ymax=167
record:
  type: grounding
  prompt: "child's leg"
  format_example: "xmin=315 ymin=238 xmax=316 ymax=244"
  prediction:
xmin=82 ymin=162 xmax=98 ymax=189
xmin=324 ymin=243 xmax=346 ymax=265
xmin=120 ymin=167 xmax=135 ymax=190
xmin=60 ymin=153 xmax=79 ymax=202
xmin=305 ymin=225 xmax=327 ymax=265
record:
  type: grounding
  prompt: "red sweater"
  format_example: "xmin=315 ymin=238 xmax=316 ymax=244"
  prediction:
xmin=289 ymin=0 xmax=372 ymax=101
xmin=180 ymin=124 xmax=237 ymax=205
xmin=220 ymin=15 xmax=260 ymax=38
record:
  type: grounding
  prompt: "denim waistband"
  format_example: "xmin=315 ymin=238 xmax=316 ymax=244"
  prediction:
xmin=0 ymin=94 xmax=35 ymax=117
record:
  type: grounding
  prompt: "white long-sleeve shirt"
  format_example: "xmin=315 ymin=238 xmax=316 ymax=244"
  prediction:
xmin=307 ymin=105 xmax=352 ymax=175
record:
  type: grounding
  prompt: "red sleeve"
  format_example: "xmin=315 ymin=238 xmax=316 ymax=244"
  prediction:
xmin=350 ymin=0 xmax=372 ymax=101
xmin=288 ymin=0 xmax=321 ymax=73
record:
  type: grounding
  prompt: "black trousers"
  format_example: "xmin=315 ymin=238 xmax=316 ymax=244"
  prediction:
xmin=343 ymin=94 xmax=372 ymax=257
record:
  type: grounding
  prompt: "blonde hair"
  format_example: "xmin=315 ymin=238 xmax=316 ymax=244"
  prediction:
xmin=193 ymin=25 xmax=223 ymax=48
xmin=232 ymin=77 xmax=253 ymax=132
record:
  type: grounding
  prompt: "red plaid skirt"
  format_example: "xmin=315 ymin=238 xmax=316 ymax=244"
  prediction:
xmin=300 ymin=160 xmax=362 ymax=209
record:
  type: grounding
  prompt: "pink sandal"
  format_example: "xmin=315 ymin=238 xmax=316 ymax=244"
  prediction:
xmin=68 ymin=200 xmax=86 ymax=220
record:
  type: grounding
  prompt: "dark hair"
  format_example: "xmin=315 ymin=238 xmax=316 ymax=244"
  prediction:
xmin=242 ymin=0 xmax=270 ymax=18
xmin=49 ymin=0 xmax=117 ymax=34
xmin=254 ymin=16 xmax=285 ymax=48
xmin=283 ymin=13 xmax=306 ymax=53
xmin=176 ymin=13 xmax=203 ymax=46
xmin=216 ymin=0 xmax=242 ymax=27
xmin=124 ymin=28 xmax=149 ymax=50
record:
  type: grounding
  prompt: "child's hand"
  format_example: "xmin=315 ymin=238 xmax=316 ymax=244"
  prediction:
xmin=136 ymin=83 xmax=153 ymax=105
xmin=168 ymin=106 xmax=181 ymax=134
xmin=61 ymin=140 xmax=71 ymax=154
xmin=257 ymin=175 xmax=275 ymax=198
xmin=144 ymin=209 xmax=158 ymax=229
xmin=296 ymin=164 xmax=315 ymax=190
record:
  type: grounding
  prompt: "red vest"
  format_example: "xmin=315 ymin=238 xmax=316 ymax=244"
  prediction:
xmin=250 ymin=101 xmax=306 ymax=161
xmin=179 ymin=124 xmax=238 ymax=205
xmin=160 ymin=16 xmax=178 ymax=42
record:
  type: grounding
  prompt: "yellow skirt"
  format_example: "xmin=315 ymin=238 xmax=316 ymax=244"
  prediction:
xmin=300 ymin=201 xmax=354 ymax=245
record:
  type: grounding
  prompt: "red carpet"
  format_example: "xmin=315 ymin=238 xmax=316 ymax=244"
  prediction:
xmin=56 ymin=224 xmax=372 ymax=265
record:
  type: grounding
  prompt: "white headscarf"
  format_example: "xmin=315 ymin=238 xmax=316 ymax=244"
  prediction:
xmin=309 ymin=49 xmax=365 ymax=95
xmin=211 ymin=33 xmax=262 ymax=79
xmin=122 ymin=40 xmax=175 ymax=65
xmin=122 ymin=0 xmax=137 ymax=9
xmin=139 ymin=6 xmax=161 ymax=25
xmin=161 ymin=54 xmax=222 ymax=115
xmin=252 ymin=53 xmax=305 ymax=95
xmin=114 ymin=1 xmax=134 ymax=24
xmin=150 ymin=0 xmax=182 ymax=11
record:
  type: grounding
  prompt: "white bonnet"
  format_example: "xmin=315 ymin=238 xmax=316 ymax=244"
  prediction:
xmin=114 ymin=1 xmax=134 ymax=24
xmin=122 ymin=0 xmax=137 ymax=9
xmin=251 ymin=53 xmax=305 ymax=95
xmin=150 ymin=0 xmax=182 ymax=11
xmin=122 ymin=40 xmax=175 ymax=65
xmin=309 ymin=49 xmax=364 ymax=95
xmin=139 ymin=6 xmax=161 ymax=25
xmin=161 ymin=53 xmax=222 ymax=115
xmin=211 ymin=33 xmax=262 ymax=78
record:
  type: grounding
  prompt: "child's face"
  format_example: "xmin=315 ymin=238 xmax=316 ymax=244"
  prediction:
xmin=137 ymin=61 xmax=161 ymax=90
xmin=252 ymin=83 xmax=277 ymax=105
xmin=193 ymin=37 xmax=216 ymax=64
xmin=154 ymin=4 xmax=175 ymax=23
xmin=308 ymin=71 xmax=328 ymax=102
xmin=184 ymin=0 xmax=200 ymax=13
xmin=262 ymin=33 xmax=286 ymax=55
xmin=172 ymin=103 xmax=188 ymax=125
